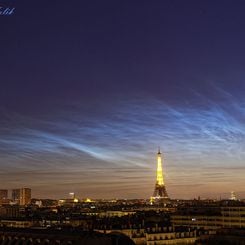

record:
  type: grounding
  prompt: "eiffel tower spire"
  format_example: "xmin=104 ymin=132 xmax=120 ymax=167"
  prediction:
xmin=156 ymin=149 xmax=164 ymax=186
xmin=152 ymin=149 xmax=169 ymax=201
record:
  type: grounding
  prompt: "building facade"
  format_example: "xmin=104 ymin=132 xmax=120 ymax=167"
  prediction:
xmin=12 ymin=189 xmax=20 ymax=204
xmin=171 ymin=206 xmax=245 ymax=230
xmin=0 ymin=190 xmax=8 ymax=205
xmin=20 ymin=188 xmax=31 ymax=206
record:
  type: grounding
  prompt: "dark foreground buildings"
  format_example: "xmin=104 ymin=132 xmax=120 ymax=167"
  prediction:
xmin=0 ymin=227 xmax=135 ymax=245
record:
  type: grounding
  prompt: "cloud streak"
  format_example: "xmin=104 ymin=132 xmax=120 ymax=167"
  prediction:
xmin=0 ymin=85 xmax=245 ymax=199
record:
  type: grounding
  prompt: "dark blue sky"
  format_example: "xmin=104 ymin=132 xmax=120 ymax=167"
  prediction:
xmin=0 ymin=0 xmax=245 ymax=199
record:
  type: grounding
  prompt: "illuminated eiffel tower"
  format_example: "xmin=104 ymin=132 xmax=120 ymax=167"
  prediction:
xmin=152 ymin=148 xmax=169 ymax=202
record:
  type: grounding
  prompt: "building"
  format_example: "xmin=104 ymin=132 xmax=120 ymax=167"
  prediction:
xmin=145 ymin=226 xmax=199 ymax=245
xmin=0 ymin=190 xmax=8 ymax=205
xmin=20 ymin=188 xmax=31 ymax=205
xmin=199 ymin=228 xmax=245 ymax=244
xmin=0 ymin=228 xmax=136 ymax=245
xmin=171 ymin=206 xmax=245 ymax=230
xmin=0 ymin=205 xmax=21 ymax=218
xmin=98 ymin=226 xmax=202 ymax=245
xmin=151 ymin=149 xmax=169 ymax=203
xmin=12 ymin=189 xmax=20 ymax=204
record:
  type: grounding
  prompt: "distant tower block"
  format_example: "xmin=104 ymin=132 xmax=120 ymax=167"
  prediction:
xmin=230 ymin=191 xmax=237 ymax=200
xmin=152 ymin=149 xmax=169 ymax=201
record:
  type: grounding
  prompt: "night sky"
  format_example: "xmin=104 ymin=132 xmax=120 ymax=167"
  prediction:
xmin=1 ymin=0 xmax=245 ymax=199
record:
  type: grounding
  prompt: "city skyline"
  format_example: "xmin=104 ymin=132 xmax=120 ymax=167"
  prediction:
xmin=1 ymin=1 xmax=245 ymax=199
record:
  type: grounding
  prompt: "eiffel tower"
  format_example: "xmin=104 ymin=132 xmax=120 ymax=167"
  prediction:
xmin=152 ymin=148 xmax=169 ymax=202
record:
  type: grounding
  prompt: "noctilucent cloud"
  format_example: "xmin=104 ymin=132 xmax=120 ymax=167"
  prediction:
xmin=0 ymin=1 xmax=245 ymax=199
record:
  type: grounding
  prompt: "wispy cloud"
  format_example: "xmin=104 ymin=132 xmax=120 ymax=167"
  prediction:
xmin=0 ymin=85 xmax=244 ymax=198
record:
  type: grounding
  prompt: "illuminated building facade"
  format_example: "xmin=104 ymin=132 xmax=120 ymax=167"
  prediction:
xmin=0 ymin=190 xmax=8 ymax=204
xmin=20 ymin=188 xmax=31 ymax=205
xmin=152 ymin=149 xmax=169 ymax=202
xmin=172 ymin=207 xmax=245 ymax=229
xmin=12 ymin=189 xmax=20 ymax=204
xmin=0 ymin=190 xmax=8 ymax=200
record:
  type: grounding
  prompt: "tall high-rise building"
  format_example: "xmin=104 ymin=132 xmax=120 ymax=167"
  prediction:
xmin=0 ymin=190 xmax=8 ymax=200
xmin=152 ymin=149 xmax=169 ymax=202
xmin=12 ymin=189 xmax=20 ymax=204
xmin=20 ymin=188 xmax=31 ymax=205
xmin=0 ymin=190 xmax=8 ymax=204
